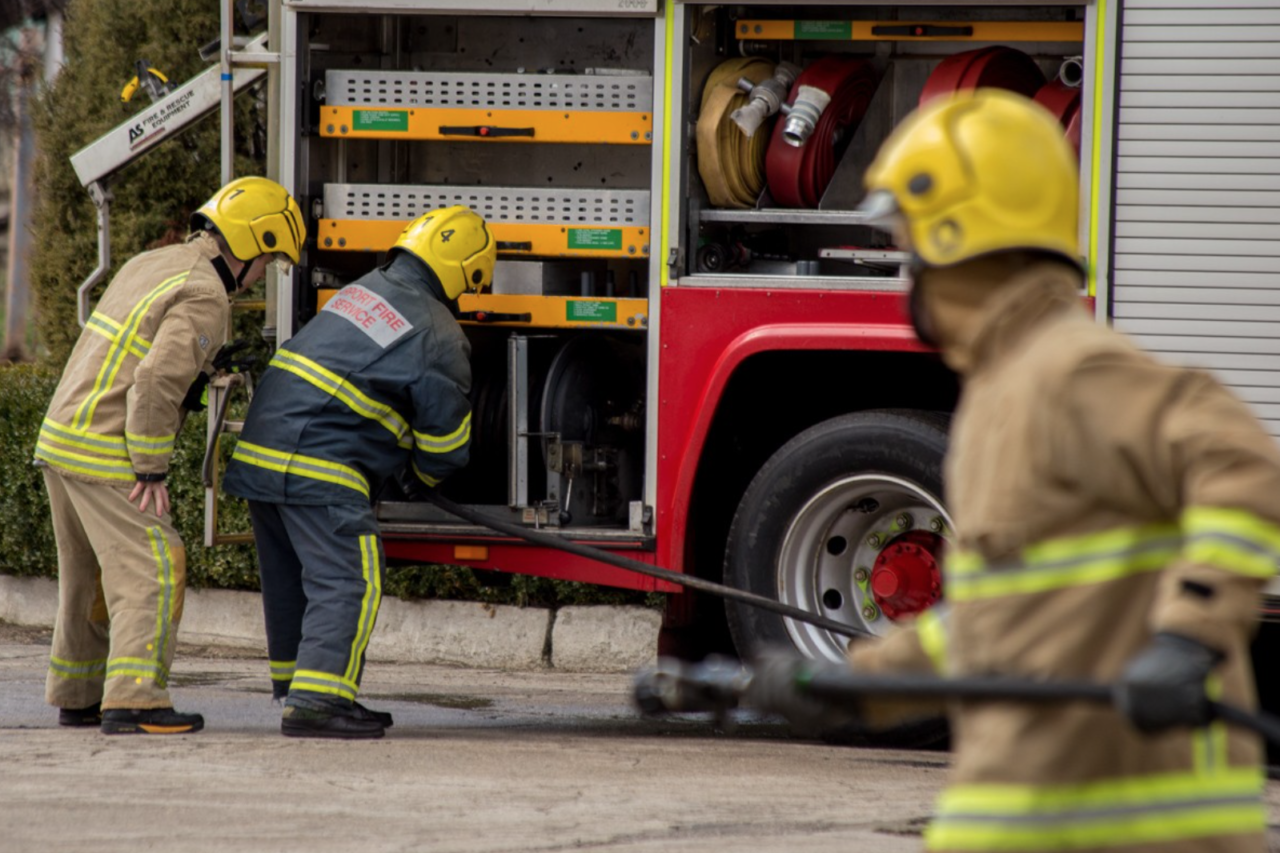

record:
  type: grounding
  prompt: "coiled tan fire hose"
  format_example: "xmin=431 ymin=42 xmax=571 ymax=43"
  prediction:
xmin=696 ymin=57 xmax=777 ymax=209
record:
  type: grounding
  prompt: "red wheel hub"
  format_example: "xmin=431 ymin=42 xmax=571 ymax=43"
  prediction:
xmin=870 ymin=531 xmax=944 ymax=619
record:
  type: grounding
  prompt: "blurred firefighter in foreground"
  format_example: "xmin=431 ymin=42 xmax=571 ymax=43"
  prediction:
xmin=222 ymin=206 xmax=494 ymax=739
xmin=751 ymin=89 xmax=1280 ymax=852
xmin=37 ymin=177 xmax=304 ymax=734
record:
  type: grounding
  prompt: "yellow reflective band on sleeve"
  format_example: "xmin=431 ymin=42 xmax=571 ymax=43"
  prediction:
xmin=946 ymin=523 xmax=1180 ymax=601
xmin=87 ymin=312 xmax=150 ymax=359
xmin=414 ymin=411 xmax=471 ymax=454
xmin=1183 ymin=506 xmax=1280 ymax=579
xmin=291 ymin=669 xmax=359 ymax=701
xmin=271 ymin=349 xmax=411 ymax=447
xmin=927 ymin=768 xmax=1265 ymax=851
xmin=126 ymin=431 xmax=176 ymax=456
xmin=73 ymin=272 xmax=189 ymax=431
xmin=915 ymin=608 xmax=948 ymax=675
xmin=48 ymin=655 xmax=107 ymax=680
xmin=231 ymin=440 xmax=370 ymax=498
xmin=34 ymin=441 xmax=136 ymax=481
xmin=39 ymin=419 xmax=129 ymax=457
xmin=345 ymin=534 xmax=383 ymax=684
xmin=412 ymin=461 xmax=441 ymax=488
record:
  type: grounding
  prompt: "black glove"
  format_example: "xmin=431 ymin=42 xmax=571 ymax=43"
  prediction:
xmin=744 ymin=648 xmax=858 ymax=736
xmin=1115 ymin=632 xmax=1223 ymax=733
xmin=213 ymin=339 xmax=257 ymax=375
xmin=181 ymin=372 xmax=211 ymax=412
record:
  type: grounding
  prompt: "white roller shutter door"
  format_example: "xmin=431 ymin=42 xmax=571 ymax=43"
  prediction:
xmin=1111 ymin=0 xmax=1280 ymax=436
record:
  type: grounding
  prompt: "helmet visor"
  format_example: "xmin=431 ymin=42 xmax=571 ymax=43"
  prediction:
xmin=856 ymin=190 xmax=912 ymax=251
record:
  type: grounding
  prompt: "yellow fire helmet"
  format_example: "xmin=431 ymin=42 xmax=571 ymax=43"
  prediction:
xmin=191 ymin=176 xmax=306 ymax=265
xmin=391 ymin=206 xmax=496 ymax=300
xmin=858 ymin=88 xmax=1080 ymax=270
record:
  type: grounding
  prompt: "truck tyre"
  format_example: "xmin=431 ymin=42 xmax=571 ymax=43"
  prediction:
xmin=724 ymin=410 xmax=951 ymax=745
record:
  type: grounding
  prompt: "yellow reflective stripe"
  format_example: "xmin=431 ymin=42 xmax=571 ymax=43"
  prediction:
xmin=927 ymin=805 xmax=1265 ymax=851
xmin=915 ymin=608 xmax=948 ymax=675
xmin=48 ymin=656 xmax=107 ymax=679
xmin=106 ymin=655 xmax=169 ymax=686
xmin=946 ymin=523 xmax=1180 ymax=601
xmin=270 ymin=660 xmax=296 ymax=682
xmin=231 ymin=440 xmax=370 ymax=498
xmin=1194 ymin=677 xmax=1229 ymax=776
xmin=271 ymin=349 xmax=411 ymax=447
xmin=659 ymin=0 xmax=674 ymax=287
xmin=126 ymin=431 xmax=176 ymax=456
xmin=346 ymin=534 xmax=383 ymax=684
xmin=929 ymin=769 xmax=1265 ymax=851
xmin=1183 ymin=506 xmax=1280 ymax=579
xmin=414 ymin=411 xmax=471 ymax=454
xmin=291 ymin=669 xmax=358 ymax=701
xmin=35 ymin=441 xmax=136 ymax=480
xmin=147 ymin=526 xmax=177 ymax=670
xmin=412 ymin=461 xmax=441 ymax=488
xmin=40 ymin=419 xmax=129 ymax=457
xmin=87 ymin=313 xmax=150 ymax=359
xmin=73 ymin=272 xmax=188 ymax=430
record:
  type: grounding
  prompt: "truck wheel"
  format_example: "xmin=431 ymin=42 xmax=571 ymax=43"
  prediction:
xmin=724 ymin=410 xmax=952 ymax=662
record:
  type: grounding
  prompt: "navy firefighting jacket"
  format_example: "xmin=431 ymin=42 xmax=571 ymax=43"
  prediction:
xmin=223 ymin=252 xmax=471 ymax=505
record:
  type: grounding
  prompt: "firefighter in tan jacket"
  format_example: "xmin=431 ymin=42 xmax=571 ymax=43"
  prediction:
xmin=751 ymin=90 xmax=1280 ymax=851
xmin=36 ymin=176 xmax=304 ymax=735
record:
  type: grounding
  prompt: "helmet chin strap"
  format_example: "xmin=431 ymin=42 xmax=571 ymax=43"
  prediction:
xmin=209 ymin=254 xmax=240 ymax=294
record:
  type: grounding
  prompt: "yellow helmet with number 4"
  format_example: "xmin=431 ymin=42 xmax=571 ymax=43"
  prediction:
xmin=392 ymin=206 xmax=495 ymax=300
xmin=858 ymin=89 xmax=1080 ymax=269
xmin=191 ymin=176 xmax=306 ymax=265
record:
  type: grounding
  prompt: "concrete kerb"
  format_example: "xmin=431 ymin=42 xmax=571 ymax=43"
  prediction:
xmin=0 ymin=574 xmax=660 ymax=673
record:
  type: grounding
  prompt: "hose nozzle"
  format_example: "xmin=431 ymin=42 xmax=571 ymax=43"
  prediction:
xmin=782 ymin=84 xmax=833 ymax=147
xmin=633 ymin=656 xmax=748 ymax=715
xmin=729 ymin=62 xmax=800 ymax=138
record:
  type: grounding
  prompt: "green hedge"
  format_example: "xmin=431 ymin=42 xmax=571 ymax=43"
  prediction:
xmin=0 ymin=364 xmax=660 ymax=608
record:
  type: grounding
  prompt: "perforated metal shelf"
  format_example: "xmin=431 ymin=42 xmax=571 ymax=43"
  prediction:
xmin=320 ymin=183 xmax=651 ymax=258
xmin=321 ymin=70 xmax=654 ymax=144
xmin=327 ymin=70 xmax=653 ymax=112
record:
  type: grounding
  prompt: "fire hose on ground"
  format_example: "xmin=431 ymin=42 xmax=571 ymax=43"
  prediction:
xmin=422 ymin=491 xmax=1280 ymax=746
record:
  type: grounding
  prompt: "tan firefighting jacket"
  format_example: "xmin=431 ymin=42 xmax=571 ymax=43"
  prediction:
xmin=849 ymin=258 xmax=1280 ymax=853
xmin=35 ymin=234 xmax=229 ymax=484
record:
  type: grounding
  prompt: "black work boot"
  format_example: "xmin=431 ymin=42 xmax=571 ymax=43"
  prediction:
xmin=101 ymin=708 xmax=205 ymax=735
xmin=351 ymin=701 xmax=394 ymax=728
xmin=281 ymin=704 xmax=385 ymax=740
xmin=58 ymin=702 xmax=102 ymax=727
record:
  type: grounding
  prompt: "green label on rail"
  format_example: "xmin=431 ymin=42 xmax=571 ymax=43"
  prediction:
xmin=352 ymin=110 xmax=409 ymax=132
xmin=567 ymin=228 xmax=624 ymax=250
xmin=567 ymin=301 xmax=617 ymax=323
xmin=794 ymin=20 xmax=852 ymax=39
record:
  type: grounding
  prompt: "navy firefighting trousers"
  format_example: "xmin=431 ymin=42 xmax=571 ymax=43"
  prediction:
xmin=247 ymin=500 xmax=384 ymax=708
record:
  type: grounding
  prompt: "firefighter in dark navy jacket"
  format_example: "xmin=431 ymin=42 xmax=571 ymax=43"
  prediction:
xmin=224 ymin=206 xmax=495 ymax=739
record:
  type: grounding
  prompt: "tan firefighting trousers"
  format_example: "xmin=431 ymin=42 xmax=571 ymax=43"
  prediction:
xmin=43 ymin=468 xmax=187 ymax=711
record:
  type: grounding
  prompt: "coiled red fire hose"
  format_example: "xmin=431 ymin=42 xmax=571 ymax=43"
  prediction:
xmin=764 ymin=57 xmax=877 ymax=208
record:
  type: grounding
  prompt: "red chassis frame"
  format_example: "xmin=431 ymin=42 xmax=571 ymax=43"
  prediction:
xmin=383 ymin=285 xmax=925 ymax=590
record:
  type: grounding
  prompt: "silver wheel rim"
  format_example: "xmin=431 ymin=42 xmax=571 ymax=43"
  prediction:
xmin=777 ymin=474 xmax=953 ymax=662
